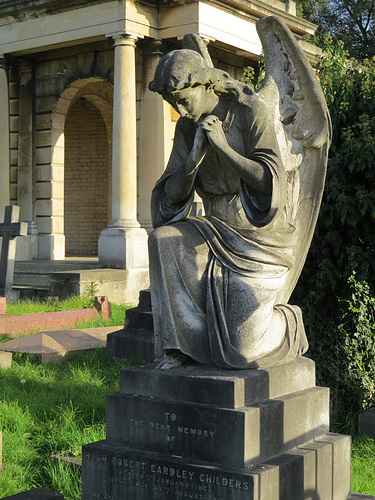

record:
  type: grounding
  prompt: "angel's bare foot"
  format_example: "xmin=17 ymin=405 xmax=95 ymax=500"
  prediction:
xmin=155 ymin=350 xmax=192 ymax=370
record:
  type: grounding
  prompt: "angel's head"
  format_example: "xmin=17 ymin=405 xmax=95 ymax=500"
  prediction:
xmin=149 ymin=49 xmax=240 ymax=121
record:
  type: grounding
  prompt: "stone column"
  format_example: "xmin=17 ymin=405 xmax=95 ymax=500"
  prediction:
xmin=98 ymin=33 xmax=148 ymax=272
xmin=138 ymin=40 xmax=171 ymax=233
xmin=16 ymin=60 xmax=38 ymax=260
xmin=0 ymin=56 xmax=10 ymax=221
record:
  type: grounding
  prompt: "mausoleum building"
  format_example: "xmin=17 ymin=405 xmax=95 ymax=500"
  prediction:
xmin=0 ymin=0 xmax=317 ymax=301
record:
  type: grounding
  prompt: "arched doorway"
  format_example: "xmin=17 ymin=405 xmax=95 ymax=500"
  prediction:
xmin=64 ymin=97 xmax=111 ymax=256
xmin=48 ymin=78 xmax=113 ymax=258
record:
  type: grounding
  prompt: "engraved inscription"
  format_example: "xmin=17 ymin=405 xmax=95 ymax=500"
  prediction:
xmin=127 ymin=412 xmax=215 ymax=441
xmin=89 ymin=455 xmax=249 ymax=499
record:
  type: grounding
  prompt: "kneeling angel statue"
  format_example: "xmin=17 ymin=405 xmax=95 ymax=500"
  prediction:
xmin=148 ymin=16 xmax=331 ymax=370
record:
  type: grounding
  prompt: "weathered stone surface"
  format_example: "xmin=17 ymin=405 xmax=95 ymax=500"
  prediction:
xmin=315 ymin=433 xmax=352 ymax=498
xmin=82 ymin=435 xmax=350 ymax=500
xmin=1 ymin=488 xmax=64 ymax=499
xmin=107 ymin=329 xmax=154 ymax=362
xmin=1 ymin=327 xmax=118 ymax=362
xmin=94 ymin=296 xmax=112 ymax=320
xmin=148 ymin=19 xmax=330 ymax=370
xmin=0 ymin=307 xmax=99 ymax=337
xmin=106 ymin=384 xmax=329 ymax=467
xmin=107 ymin=288 xmax=154 ymax=361
xmin=358 ymin=407 xmax=375 ymax=439
xmin=50 ymin=268 xmax=149 ymax=306
xmin=119 ymin=357 xmax=316 ymax=408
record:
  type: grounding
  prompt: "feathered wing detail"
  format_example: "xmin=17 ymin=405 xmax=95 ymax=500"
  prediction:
xmin=183 ymin=33 xmax=214 ymax=68
xmin=256 ymin=16 xmax=331 ymax=304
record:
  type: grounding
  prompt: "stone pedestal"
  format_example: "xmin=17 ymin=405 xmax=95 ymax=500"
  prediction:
xmin=82 ymin=358 xmax=352 ymax=500
xmin=98 ymin=226 xmax=148 ymax=270
xmin=107 ymin=288 xmax=154 ymax=361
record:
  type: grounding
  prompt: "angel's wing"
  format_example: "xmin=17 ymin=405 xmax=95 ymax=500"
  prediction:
xmin=183 ymin=33 xmax=214 ymax=68
xmin=256 ymin=16 xmax=331 ymax=304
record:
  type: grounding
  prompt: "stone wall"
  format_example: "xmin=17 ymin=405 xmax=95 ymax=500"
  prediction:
xmin=9 ymin=65 xmax=19 ymax=207
xmin=32 ymin=42 xmax=114 ymax=258
xmin=64 ymin=97 xmax=110 ymax=256
xmin=8 ymin=39 xmax=256 ymax=259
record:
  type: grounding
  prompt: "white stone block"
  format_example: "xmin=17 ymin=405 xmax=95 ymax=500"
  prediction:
xmin=35 ymin=113 xmax=52 ymax=131
xmin=52 ymin=145 xmax=64 ymax=164
xmin=36 ymin=130 xmax=52 ymax=148
xmin=36 ymin=164 xmax=52 ymax=182
xmin=36 ymin=96 xmax=58 ymax=113
xmin=10 ymin=133 xmax=18 ymax=149
xmin=38 ymin=233 xmax=65 ymax=260
xmin=36 ymin=146 xmax=52 ymax=164
xmin=36 ymin=181 xmax=52 ymax=199
xmin=98 ymin=226 xmax=149 ymax=269
xmin=35 ymin=199 xmax=52 ymax=216
xmin=36 ymin=216 xmax=64 ymax=234
xmin=51 ymin=165 xmax=64 ymax=182
xmin=9 ymin=116 xmax=19 ymax=133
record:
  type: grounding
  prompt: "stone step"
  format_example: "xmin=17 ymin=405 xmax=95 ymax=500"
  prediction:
xmin=124 ymin=308 xmax=154 ymax=331
xmin=12 ymin=285 xmax=50 ymax=300
xmin=106 ymin=328 xmax=154 ymax=362
xmin=82 ymin=433 xmax=351 ymax=500
xmin=13 ymin=273 xmax=51 ymax=287
xmin=106 ymin=385 xmax=329 ymax=467
xmin=348 ymin=495 xmax=375 ymax=499
xmin=137 ymin=288 xmax=152 ymax=311
xmin=119 ymin=357 xmax=316 ymax=408
xmin=14 ymin=259 xmax=99 ymax=274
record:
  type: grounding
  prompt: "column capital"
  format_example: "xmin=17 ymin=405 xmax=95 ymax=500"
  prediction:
xmin=139 ymin=39 xmax=166 ymax=57
xmin=106 ymin=31 xmax=139 ymax=47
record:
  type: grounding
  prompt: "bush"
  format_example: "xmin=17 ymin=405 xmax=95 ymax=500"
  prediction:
xmin=243 ymin=41 xmax=375 ymax=432
xmin=292 ymin=41 xmax=375 ymax=431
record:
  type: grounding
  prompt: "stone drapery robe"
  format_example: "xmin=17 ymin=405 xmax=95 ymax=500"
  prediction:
xmin=149 ymin=93 xmax=308 ymax=369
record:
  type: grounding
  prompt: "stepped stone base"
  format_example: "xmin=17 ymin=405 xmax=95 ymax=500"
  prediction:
xmin=83 ymin=433 xmax=350 ymax=500
xmin=82 ymin=358 xmax=356 ymax=500
xmin=107 ymin=288 xmax=154 ymax=361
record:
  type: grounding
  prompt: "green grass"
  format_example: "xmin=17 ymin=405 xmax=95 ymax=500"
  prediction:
xmin=352 ymin=436 xmax=375 ymax=495
xmin=0 ymin=349 xmax=142 ymax=499
xmin=0 ymin=296 xmax=131 ymax=340
xmin=6 ymin=296 xmax=96 ymax=315
xmin=1 ymin=349 xmax=375 ymax=498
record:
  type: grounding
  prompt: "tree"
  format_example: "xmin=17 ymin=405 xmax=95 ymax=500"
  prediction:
xmin=295 ymin=0 xmax=375 ymax=58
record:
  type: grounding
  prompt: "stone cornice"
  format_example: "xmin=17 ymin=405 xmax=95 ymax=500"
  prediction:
xmin=0 ymin=0 xmax=113 ymax=17
xmin=157 ymin=0 xmax=316 ymax=36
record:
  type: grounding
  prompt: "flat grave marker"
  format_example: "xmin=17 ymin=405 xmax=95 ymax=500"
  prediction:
xmin=0 ymin=326 xmax=119 ymax=363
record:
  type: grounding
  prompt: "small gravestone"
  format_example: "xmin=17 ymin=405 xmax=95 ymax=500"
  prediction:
xmin=359 ymin=407 xmax=375 ymax=439
xmin=0 ymin=205 xmax=28 ymax=302
xmin=1 ymin=327 xmax=118 ymax=363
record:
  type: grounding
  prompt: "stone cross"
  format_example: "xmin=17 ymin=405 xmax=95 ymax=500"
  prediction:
xmin=0 ymin=205 xmax=28 ymax=297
